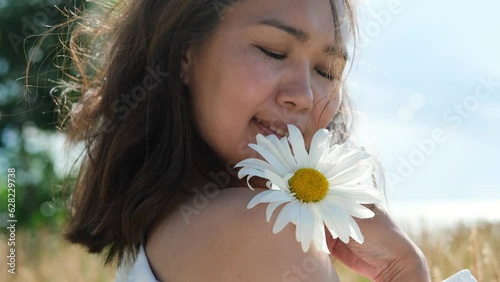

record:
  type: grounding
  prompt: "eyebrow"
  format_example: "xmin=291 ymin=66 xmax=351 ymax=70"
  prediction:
xmin=257 ymin=18 xmax=348 ymax=61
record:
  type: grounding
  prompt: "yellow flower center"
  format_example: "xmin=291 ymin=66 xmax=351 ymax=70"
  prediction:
xmin=288 ymin=168 xmax=329 ymax=203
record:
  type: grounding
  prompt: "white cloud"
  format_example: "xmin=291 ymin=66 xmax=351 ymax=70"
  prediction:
xmin=389 ymin=200 xmax=500 ymax=230
xmin=479 ymin=103 xmax=500 ymax=120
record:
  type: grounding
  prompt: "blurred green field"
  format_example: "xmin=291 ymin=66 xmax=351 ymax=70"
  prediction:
xmin=1 ymin=222 xmax=498 ymax=281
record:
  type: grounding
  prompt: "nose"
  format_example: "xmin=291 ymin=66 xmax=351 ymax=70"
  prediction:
xmin=276 ymin=65 xmax=314 ymax=112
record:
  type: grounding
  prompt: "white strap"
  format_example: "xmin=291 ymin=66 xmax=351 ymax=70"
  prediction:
xmin=115 ymin=245 xmax=159 ymax=282
xmin=443 ymin=269 xmax=478 ymax=282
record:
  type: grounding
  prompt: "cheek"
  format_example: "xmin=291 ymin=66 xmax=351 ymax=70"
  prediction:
xmin=215 ymin=43 xmax=273 ymax=100
xmin=231 ymin=48 xmax=275 ymax=99
xmin=191 ymin=47 xmax=267 ymax=120
xmin=190 ymin=46 xmax=275 ymax=162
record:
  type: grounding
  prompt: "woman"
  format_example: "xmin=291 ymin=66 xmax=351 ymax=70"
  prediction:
xmin=59 ymin=0 xmax=467 ymax=281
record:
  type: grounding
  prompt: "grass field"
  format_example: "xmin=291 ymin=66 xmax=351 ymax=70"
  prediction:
xmin=335 ymin=221 xmax=500 ymax=281
xmin=1 ymin=222 xmax=498 ymax=281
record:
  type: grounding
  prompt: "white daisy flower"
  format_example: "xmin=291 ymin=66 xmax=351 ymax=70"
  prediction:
xmin=235 ymin=125 xmax=384 ymax=254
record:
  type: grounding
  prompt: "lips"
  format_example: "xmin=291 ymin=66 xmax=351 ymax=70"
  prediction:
xmin=253 ymin=118 xmax=290 ymax=138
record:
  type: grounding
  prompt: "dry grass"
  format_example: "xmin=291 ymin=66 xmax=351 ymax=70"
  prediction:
xmin=335 ymin=221 xmax=500 ymax=281
xmin=0 ymin=228 xmax=115 ymax=282
xmin=415 ymin=221 xmax=500 ymax=281
xmin=1 ymin=222 xmax=499 ymax=281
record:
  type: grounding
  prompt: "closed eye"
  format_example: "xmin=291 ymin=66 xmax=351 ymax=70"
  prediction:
xmin=256 ymin=45 xmax=335 ymax=81
xmin=255 ymin=46 xmax=286 ymax=60
xmin=316 ymin=69 xmax=335 ymax=81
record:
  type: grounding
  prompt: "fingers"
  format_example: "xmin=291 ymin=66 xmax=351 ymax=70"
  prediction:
xmin=330 ymin=240 xmax=379 ymax=279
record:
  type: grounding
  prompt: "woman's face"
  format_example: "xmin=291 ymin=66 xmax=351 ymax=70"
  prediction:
xmin=182 ymin=0 xmax=347 ymax=166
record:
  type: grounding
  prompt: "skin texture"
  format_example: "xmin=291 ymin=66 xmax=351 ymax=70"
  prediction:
xmin=148 ymin=188 xmax=340 ymax=281
xmin=148 ymin=0 xmax=345 ymax=280
xmin=147 ymin=0 xmax=431 ymax=281
xmin=181 ymin=0 xmax=344 ymax=167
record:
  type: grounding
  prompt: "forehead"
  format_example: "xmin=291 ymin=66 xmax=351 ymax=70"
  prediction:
xmin=223 ymin=0 xmax=339 ymax=40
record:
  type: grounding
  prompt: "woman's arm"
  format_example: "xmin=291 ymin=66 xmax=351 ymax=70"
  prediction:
xmin=147 ymin=188 xmax=340 ymax=281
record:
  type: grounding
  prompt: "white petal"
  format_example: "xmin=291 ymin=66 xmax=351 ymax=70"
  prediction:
xmin=266 ymin=199 xmax=291 ymax=222
xmin=247 ymin=190 xmax=277 ymax=209
xmin=324 ymin=143 xmax=347 ymax=165
xmin=330 ymin=165 xmax=374 ymax=186
xmin=316 ymin=201 xmax=341 ymax=241
xmin=234 ymin=158 xmax=274 ymax=171
xmin=308 ymin=129 xmax=331 ymax=169
xmin=295 ymin=211 xmax=302 ymax=243
xmin=324 ymin=151 xmax=371 ymax=179
xmin=237 ymin=167 xmax=266 ymax=180
xmin=237 ymin=167 xmax=269 ymax=190
xmin=287 ymin=125 xmax=309 ymax=167
xmin=329 ymin=196 xmax=375 ymax=219
xmin=265 ymin=169 xmax=291 ymax=192
xmin=259 ymin=189 xmax=294 ymax=203
xmin=298 ymin=204 xmax=315 ymax=253
xmin=319 ymin=200 xmax=351 ymax=243
xmin=333 ymin=213 xmax=352 ymax=243
xmin=283 ymin=173 xmax=295 ymax=183
xmin=329 ymin=162 xmax=370 ymax=181
xmin=248 ymin=144 xmax=289 ymax=176
xmin=266 ymin=135 xmax=297 ymax=170
xmin=337 ymin=148 xmax=369 ymax=163
xmin=347 ymin=216 xmax=364 ymax=244
xmin=280 ymin=137 xmax=298 ymax=169
xmin=273 ymin=202 xmax=299 ymax=234
xmin=311 ymin=210 xmax=330 ymax=254
xmin=256 ymin=134 xmax=293 ymax=171
xmin=329 ymin=186 xmax=384 ymax=204
xmin=271 ymin=182 xmax=288 ymax=190
xmin=348 ymin=204 xmax=375 ymax=219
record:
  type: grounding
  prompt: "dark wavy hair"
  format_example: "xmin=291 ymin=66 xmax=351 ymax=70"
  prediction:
xmin=52 ymin=0 xmax=360 ymax=266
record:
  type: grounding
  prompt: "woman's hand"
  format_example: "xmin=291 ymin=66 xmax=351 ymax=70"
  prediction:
xmin=327 ymin=205 xmax=431 ymax=282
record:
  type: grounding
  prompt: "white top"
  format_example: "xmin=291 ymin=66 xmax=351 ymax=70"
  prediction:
xmin=115 ymin=245 xmax=478 ymax=282
xmin=115 ymin=245 xmax=159 ymax=282
xmin=442 ymin=270 xmax=478 ymax=282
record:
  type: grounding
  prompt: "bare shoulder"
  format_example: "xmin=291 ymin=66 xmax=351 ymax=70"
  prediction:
xmin=147 ymin=187 xmax=339 ymax=282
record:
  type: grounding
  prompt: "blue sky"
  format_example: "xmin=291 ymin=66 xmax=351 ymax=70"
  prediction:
xmin=348 ymin=0 xmax=500 ymax=221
